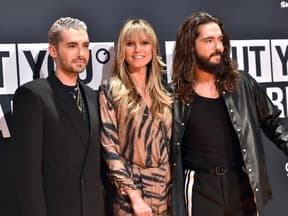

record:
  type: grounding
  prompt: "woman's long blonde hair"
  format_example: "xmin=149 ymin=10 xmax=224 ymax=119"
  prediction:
xmin=109 ymin=18 xmax=172 ymax=126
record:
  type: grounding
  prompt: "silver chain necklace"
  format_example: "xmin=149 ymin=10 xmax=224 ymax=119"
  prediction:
xmin=72 ymin=83 xmax=85 ymax=119
xmin=75 ymin=83 xmax=83 ymax=112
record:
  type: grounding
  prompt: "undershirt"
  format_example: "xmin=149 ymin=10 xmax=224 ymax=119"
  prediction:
xmin=181 ymin=92 xmax=243 ymax=170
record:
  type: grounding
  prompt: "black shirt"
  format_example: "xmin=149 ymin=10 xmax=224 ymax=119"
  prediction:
xmin=50 ymin=73 xmax=90 ymax=149
xmin=182 ymin=92 xmax=243 ymax=169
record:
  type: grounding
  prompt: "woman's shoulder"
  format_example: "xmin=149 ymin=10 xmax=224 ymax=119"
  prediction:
xmin=99 ymin=77 xmax=122 ymax=90
xmin=98 ymin=77 xmax=125 ymax=102
xmin=98 ymin=79 xmax=110 ymax=92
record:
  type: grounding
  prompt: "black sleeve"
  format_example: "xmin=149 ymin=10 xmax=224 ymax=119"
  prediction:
xmin=12 ymin=86 xmax=47 ymax=216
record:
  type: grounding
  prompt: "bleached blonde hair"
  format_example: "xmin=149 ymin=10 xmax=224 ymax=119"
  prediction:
xmin=48 ymin=17 xmax=87 ymax=47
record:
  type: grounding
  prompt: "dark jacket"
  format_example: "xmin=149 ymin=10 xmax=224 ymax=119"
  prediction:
xmin=170 ymin=71 xmax=288 ymax=216
xmin=12 ymin=73 xmax=106 ymax=216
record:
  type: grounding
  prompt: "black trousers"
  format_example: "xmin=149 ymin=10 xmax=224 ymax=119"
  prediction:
xmin=184 ymin=168 xmax=257 ymax=216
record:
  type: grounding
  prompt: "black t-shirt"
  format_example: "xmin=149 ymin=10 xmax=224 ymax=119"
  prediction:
xmin=182 ymin=92 xmax=243 ymax=170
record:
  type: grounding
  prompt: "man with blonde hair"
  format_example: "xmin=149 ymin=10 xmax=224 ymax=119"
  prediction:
xmin=13 ymin=17 xmax=106 ymax=216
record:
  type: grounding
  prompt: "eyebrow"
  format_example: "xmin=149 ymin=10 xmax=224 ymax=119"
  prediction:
xmin=66 ymin=42 xmax=77 ymax=45
xmin=201 ymin=35 xmax=223 ymax=40
xmin=65 ymin=41 xmax=89 ymax=45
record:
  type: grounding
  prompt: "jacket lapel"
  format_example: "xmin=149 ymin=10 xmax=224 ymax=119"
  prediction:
xmin=79 ymin=83 xmax=98 ymax=147
xmin=79 ymin=84 xmax=101 ymax=177
xmin=173 ymin=97 xmax=192 ymax=140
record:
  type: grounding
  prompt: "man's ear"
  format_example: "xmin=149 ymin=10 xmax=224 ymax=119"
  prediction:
xmin=48 ymin=44 xmax=57 ymax=58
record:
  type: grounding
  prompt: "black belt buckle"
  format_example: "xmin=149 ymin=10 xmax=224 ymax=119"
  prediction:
xmin=215 ymin=166 xmax=225 ymax=176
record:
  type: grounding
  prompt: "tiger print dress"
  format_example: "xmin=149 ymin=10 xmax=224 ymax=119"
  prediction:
xmin=99 ymin=81 xmax=172 ymax=216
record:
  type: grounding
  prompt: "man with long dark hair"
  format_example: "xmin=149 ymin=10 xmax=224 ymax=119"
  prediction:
xmin=170 ymin=11 xmax=288 ymax=216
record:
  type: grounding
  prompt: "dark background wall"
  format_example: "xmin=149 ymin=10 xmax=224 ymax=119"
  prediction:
xmin=0 ymin=0 xmax=288 ymax=215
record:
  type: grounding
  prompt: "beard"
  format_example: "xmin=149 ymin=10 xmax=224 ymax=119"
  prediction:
xmin=57 ymin=51 xmax=88 ymax=74
xmin=60 ymin=58 xmax=87 ymax=74
xmin=196 ymin=51 xmax=224 ymax=75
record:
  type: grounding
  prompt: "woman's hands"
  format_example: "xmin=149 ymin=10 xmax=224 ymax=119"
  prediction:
xmin=126 ymin=189 xmax=153 ymax=216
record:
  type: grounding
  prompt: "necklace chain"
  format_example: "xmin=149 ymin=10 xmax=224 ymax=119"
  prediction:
xmin=71 ymin=83 xmax=85 ymax=119
xmin=75 ymin=83 xmax=83 ymax=112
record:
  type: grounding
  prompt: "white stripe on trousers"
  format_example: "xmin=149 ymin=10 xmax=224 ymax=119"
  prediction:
xmin=184 ymin=169 xmax=260 ymax=216
xmin=184 ymin=169 xmax=195 ymax=216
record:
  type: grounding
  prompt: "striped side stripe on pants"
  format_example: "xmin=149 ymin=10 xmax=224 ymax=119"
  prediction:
xmin=184 ymin=169 xmax=195 ymax=216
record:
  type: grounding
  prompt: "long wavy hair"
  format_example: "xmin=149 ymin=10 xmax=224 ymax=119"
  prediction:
xmin=109 ymin=18 xmax=172 ymax=126
xmin=173 ymin=11 xmax=239 ymax=103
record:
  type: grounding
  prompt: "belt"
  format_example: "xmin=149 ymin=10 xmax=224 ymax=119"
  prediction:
xmin=194 ymin=166 xmax=242 ymax=176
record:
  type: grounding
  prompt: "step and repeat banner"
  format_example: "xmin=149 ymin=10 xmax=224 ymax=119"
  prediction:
xmin=0 ymin=0 xmax=287 ymax=215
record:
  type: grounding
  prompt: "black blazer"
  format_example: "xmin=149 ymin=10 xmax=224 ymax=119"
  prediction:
xmin=12 ymin=73 xmax=106 ymax=216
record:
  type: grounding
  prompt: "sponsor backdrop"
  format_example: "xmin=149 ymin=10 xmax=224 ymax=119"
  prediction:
xmin=0 ymin=0 xmax=287 ymax=215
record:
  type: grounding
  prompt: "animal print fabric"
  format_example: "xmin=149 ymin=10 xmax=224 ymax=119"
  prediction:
xmin=99 ymin=83 xmax=172 ymax=216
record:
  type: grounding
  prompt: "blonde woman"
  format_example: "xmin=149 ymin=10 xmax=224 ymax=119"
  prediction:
xmin=99 ymin=19 xmax=173 ymax=216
